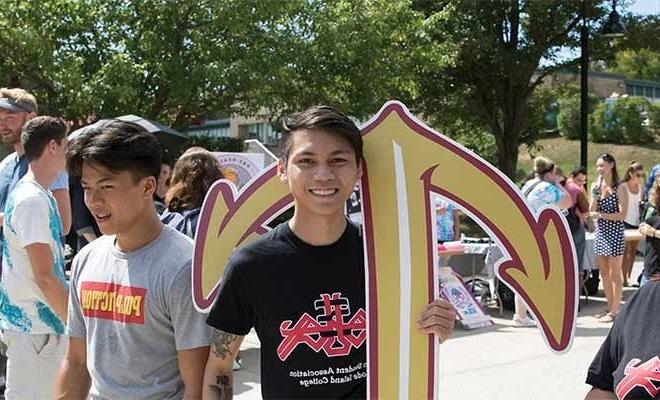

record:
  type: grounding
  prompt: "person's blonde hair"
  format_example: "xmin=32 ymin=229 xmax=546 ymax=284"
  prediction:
xmin=622 ymin=161 xmax=644 ymax=183
xmin=533 ymin=156 xmax=555 ymax=178
xmin=0 ymin=88 xmax=38 ymax=113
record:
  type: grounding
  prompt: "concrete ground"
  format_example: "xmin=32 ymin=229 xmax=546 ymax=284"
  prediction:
xmin=234 ymin=262 xmax=645 ymax=399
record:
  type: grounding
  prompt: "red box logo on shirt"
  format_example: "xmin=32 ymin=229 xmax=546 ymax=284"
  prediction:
xmin=80 ymin=281 xmax=147 ymax=324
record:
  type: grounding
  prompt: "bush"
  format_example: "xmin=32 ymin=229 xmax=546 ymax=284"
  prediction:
xmin=590 ymin=96 xmax=652 ymax=144
xmin=648 ymin=103 xmax=660 ymax=131
xmin=557 ymin=90 xmax=598 ymax=140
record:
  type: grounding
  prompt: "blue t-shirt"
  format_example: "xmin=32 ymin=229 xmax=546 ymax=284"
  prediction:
xmin=435 ymin=199 xmax=457 ymax=242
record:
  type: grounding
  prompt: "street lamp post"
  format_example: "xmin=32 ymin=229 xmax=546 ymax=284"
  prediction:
xmin=579 ymin=0 xmax=626 ymax=177
xmin=580 ymin=0 xmax=589 ymax=176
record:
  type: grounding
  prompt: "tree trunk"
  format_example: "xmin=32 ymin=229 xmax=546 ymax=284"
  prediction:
xmin=497 ymin=136 xmax=520 ymax=180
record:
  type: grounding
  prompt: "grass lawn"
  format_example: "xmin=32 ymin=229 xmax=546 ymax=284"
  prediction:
xmin=517 ymin=136 xmax=660 ymax=185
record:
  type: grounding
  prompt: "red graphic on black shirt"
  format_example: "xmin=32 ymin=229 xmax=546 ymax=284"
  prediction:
xmin=277 ymin=293 xmax=366 ymax=361
xmin=616 ymin=356 xmax=660 ymax=399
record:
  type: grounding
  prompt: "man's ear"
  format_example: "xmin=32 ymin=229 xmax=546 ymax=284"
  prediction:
xmin=278 ymin=158 xmax=288 ymax=183
xmin=143 ymin=176 xmax=157 ymax=197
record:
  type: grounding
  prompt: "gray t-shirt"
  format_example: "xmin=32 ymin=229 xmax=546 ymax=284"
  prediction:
xmin=67 ymin=226 xmax=211 ymax=400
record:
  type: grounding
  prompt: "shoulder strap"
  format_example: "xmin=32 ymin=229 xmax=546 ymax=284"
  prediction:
xmin=523 ymin=180 xmax=543 ymax=198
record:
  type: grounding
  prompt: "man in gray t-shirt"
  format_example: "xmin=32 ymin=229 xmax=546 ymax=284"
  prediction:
xmin=66 ymin=226 xmax=210 ymax=399
xmin=56 ymin=121 xmax=211 ymax=399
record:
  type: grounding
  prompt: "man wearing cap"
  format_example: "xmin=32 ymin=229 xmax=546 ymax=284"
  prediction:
xmin=0 ymin=88 xmax=71 ymax=237
xmin=0 ymin=88 xmax=71 ymax=394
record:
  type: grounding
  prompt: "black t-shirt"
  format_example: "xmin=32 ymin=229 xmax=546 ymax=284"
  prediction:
xmin=586 ymin=282 xmax=660 ymax=399
xmin=644 ymin=215 xmax=660 ymax=279
xmin=207 ymin=221 xmax=367 ymax=399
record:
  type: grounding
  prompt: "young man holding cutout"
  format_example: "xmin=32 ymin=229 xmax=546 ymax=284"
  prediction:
xmin=0 ymin=116 xmax=69 ymax=399
xmin=56 ymin=121 xmax=211 ymax=399
xmin=203 ymin=106 xmax=455 ymax=399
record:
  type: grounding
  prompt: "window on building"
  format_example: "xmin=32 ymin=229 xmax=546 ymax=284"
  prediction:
xmin=645 ymin=86 xmax=654 ymax=98
xmin=242 ymin=122 xmax=281 ymax=145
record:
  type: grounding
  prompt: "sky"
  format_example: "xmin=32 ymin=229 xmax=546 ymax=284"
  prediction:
xmin=623 ymin=0 xmax=659 ymax=15
xmin=542 ymin=0 xmax=658 ymax=66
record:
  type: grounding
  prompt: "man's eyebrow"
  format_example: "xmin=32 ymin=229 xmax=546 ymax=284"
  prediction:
xmin=295 ymin=149 xmax=352 ymax=156
xmin=80 ymin=177 xmax=114 ymax=185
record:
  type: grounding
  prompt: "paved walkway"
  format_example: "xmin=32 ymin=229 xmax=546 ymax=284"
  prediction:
xmin=234 ymin=262 xmax=645 ymax=399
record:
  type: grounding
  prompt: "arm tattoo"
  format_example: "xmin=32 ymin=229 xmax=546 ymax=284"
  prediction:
xmin=211 ymin=329 xmax=237 ymax=359
xmin=211 ymin=375 xmax=233 ymax=399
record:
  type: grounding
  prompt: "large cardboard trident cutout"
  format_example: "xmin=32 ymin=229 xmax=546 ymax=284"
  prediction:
xmin=192 ymin=101 xmax=578 ymax=399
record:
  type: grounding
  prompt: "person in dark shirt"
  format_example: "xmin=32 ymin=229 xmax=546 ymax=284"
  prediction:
xmin=202 ymin=106 xmax=456 ymax=399
xmin=585 ymin=278 xmax=660 ymax=399
xmin=638 ymin=176 xmax=660 ymax=287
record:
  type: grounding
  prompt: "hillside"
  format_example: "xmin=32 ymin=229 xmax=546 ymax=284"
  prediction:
xmin=517 ymin=136 xmax=660 ymax=184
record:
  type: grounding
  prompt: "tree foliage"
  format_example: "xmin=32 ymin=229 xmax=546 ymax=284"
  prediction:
xmin=0 ymin=0 xmax=310 ymax=128
xmin=2 ymin=0 xmax=626 ymax=178
xmin=410 ymin=0 xmax=608 ymax=177
xmin=612 ymin=49 xmax=660 ymax=82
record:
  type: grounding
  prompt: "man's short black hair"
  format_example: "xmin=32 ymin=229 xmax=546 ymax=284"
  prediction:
xmin=280 ymin=105 xmax=363 ymax=164
xmin=570 ymin=166 xmax=587 ymax=177
xmin=22 ymin=116 xmax=68 ymax=162
xmin=67 ymin=120 xmax=162 ymax=183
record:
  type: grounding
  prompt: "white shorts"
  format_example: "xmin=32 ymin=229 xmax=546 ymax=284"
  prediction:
xmin=1 ymin=330 xmax=66 ymax=400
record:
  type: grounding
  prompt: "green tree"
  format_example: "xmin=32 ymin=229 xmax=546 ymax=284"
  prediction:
xmin=612 ymin=49 xmax=660 ymax=81
xmin=591 ymin=13 xmax=660 ymax=69
xmin=410 ymin=0 xmax=608 ymax=178
xmin=0 ymin=0 xmax=311 ymax=128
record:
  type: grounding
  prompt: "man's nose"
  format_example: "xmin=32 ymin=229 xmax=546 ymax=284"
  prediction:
xmin=314 ymin=164 xmax=335 ymax=180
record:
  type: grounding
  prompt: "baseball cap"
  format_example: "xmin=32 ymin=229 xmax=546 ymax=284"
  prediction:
xmin=0 ymin=98 xmax=37 ymax=114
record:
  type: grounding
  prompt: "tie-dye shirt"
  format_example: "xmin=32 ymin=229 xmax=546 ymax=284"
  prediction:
xmin=0 ymin=178 xmax=67 ymax=335
xmin=521 ymin=178 xmax=563 ymax=213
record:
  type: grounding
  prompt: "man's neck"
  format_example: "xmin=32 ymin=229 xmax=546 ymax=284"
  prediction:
xmin=115 ymin=211 xmax=164 ymax=253
xmin=25 ymin=163 xmax=57 ymax=189
xmin=13 ymin=143 xmax=24 ymax=156
xmin=288 ymin=210 xmax=348 ymax=246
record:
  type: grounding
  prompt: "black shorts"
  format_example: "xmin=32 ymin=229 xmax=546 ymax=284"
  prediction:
xmin=624 ymin=222 xmax=638 ymax=230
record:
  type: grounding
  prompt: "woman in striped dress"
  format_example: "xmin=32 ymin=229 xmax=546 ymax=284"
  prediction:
xmin=589 ymin=154 xmax=627 ymax=323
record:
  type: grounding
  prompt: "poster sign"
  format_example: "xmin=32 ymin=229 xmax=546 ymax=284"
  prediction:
xmin=193 ymin=101 xmax=578 ymax=399
xmin=438 ymin=267 xmax=493 ymax=329
xmin=213 ymin=152 xmax=265 ymax=187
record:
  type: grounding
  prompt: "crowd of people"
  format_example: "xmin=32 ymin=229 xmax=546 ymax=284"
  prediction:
xmin=0 ymin=88 xmax=456 ymax=399
xmin=511 ymin=154 xmax=660 ymax=399
xmin=1 ymin=84 xmax=658 ymax=399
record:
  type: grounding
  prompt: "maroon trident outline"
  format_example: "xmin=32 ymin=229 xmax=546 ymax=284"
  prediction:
xmin=277 ymin=293 xmax=366 ymax=361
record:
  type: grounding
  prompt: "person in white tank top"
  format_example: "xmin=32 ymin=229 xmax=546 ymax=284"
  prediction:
xmin=621 ymin=162 xmax=645 ymax=286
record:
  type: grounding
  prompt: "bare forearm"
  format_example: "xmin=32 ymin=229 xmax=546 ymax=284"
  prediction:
xmin=600 ymin=212 xmax=625 ymax=221
xmin=584 ymin=387 xmax=616 ymax=400
xmin=203 ymin=329 xmax=242 ymax=399
xmin=36 ymin=278 xmax=68 ymax=322
xmin=203 ymin=370 xmax=234 ymax=399
xmin=55 ymin=360 xmax=91 ymax=400
xmin=183 ymin=389 xmax=203 ymax=400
